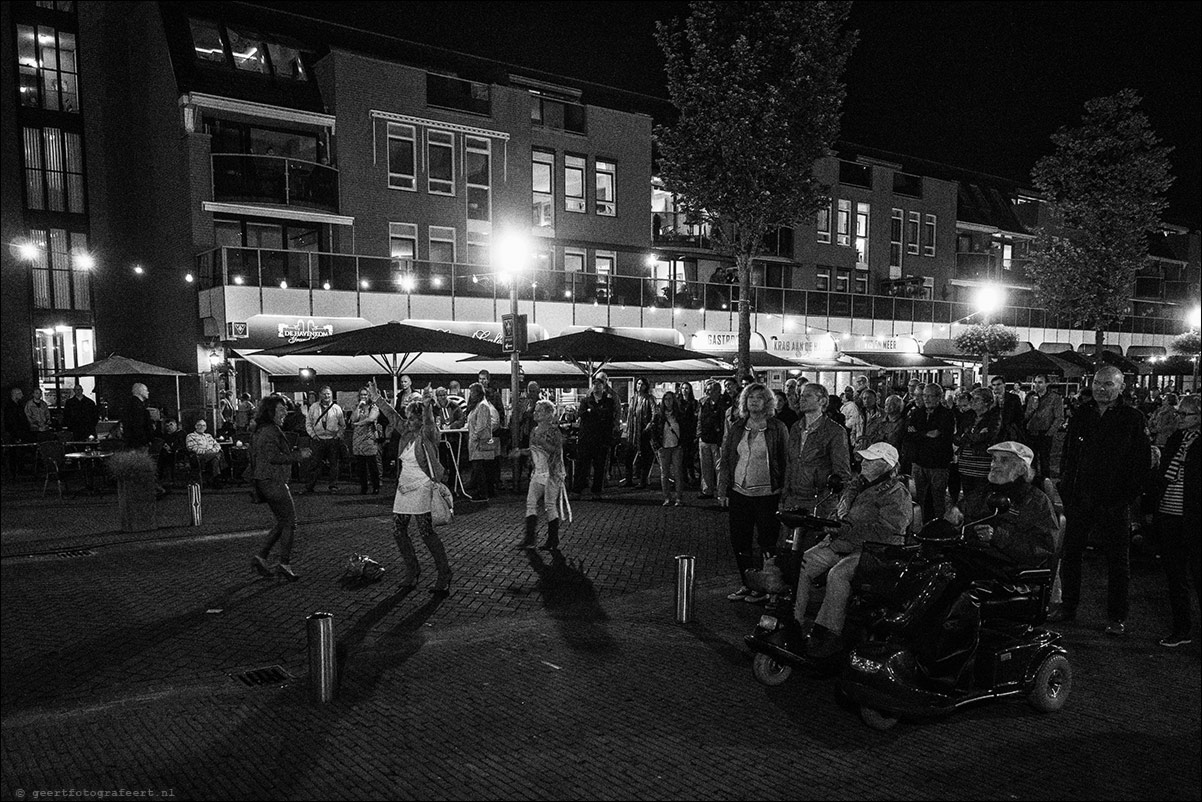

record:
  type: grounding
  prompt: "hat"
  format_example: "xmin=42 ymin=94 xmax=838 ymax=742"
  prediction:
xmin=856 ymin=442 xmax=899 ymax=467
xmin=987 ymin=441 xmax=1034 ymax=468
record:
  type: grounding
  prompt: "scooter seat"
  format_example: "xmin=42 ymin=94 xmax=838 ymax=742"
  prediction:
xmin=777 ymin=510 xmax=841 ymax=530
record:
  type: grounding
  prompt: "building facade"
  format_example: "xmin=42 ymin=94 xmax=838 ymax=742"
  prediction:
xmin=2 ymin=1 xmax=1198 ymax=420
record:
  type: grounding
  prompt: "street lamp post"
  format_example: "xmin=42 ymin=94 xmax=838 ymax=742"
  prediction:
xmin=973 ymin=283 xmax=1007 ymax=382
xmin=494 ymin=233 xmax=531 ymax=456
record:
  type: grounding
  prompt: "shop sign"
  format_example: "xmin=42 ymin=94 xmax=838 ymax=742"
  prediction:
xmin=407 ymin=319 xmax=547 ymax=346
xmin=244 ymin=315 xmax=372 ymax=348
xmin=768 ymin=333 xmax=837 ymax=358
xmin=691 ymin=330 xmax=767 ymax=352
xmin=848 ymin=335 xmax=919 ymax=353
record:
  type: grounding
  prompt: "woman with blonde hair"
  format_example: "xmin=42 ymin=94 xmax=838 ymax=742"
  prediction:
xmin=516 ymin=399 xmax=568 ymax=550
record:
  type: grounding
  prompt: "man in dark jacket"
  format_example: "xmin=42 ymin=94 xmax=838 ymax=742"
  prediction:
xmin=991 ymin=376 xmax=1026 ymax=442
xmin=905 ymin=383 xmax=956 ymax=523
xmin=1054 ymin=366 xmax=1150 ymax=636
xmin=63 ymin=383 xmax=99 ymax=440
xmin=1153 ymin=394 xmax=1200 ymax=648
xmin=696 ymin=380 xmax=730 ymax=499
xmin=574 ymin=372 xmax=619 ymax=496
xmin=121 ymin=383 xmax=157 ymax=450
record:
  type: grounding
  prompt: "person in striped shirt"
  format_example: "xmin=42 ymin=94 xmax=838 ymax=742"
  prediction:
xmin=1154 ymin=394 xmax=1200 ymax=648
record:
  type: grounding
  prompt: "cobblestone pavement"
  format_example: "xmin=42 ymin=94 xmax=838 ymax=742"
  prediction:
xmin=1 ymin=479 xmax=1198 ymax=801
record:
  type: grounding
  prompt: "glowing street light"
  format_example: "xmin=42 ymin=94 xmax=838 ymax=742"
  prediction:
xmin=973 ymin=283 xmax=1007 ymax=320
xmin=493 ymin=231 xmax=532 ymax=450
xmin=1189 ymin=304 xmax=1201 ymax=331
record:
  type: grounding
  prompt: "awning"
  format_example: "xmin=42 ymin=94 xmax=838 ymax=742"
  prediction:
xmin=841 ymin=352 xmax=953 ymax=370
xmin=236 ymin=351 xmax=582 ymax=378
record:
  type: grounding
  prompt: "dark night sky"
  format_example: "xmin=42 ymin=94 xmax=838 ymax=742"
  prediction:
xmin=250 ymin=0 xmax=1201 ymax=227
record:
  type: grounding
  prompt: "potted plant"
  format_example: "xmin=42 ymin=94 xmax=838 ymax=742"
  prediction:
xmin=108 ymin=449 xmax=159 ymax=532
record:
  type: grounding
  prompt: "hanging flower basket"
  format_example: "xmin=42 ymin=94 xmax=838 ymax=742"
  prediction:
xmin=953 ymin=324 xmax=1020 ymax=357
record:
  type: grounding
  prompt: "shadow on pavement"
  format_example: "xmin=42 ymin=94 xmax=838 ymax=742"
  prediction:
xmin=524 ymin=547 xmax=617 ymax=656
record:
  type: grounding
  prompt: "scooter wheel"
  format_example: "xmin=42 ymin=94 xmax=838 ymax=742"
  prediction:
xmin=1028 ymin=653 xmax=1072 ymax=712
xmin=752 ymin=653 xmax=794 ymax=686
xmin=860 ymin=705 xmax=899 ymax=731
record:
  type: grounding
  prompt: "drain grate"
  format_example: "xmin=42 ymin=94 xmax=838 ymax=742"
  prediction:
xmin=232 ymin=665 xmax=293 ymax=687
xmin=54 ymin=549 xmax=96 ymax=559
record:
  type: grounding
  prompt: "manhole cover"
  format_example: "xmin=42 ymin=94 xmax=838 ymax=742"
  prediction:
xmin=231 ymin=665 xmax=293 ymax=687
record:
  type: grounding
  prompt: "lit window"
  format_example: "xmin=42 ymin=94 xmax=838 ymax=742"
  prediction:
xmin=532 ymin=150 xmax=555 ymax=236
xmin=595 ymin=160 xmax=616 ymax=216
xmin=816 ymin=199 xmax=832 ymax=244
xmin=227 ymin=28 xmax=269 ymax=74
xmin=189 ymin=19 xmax=227 ymax=65
xmin=835 ymin=268 xmax=850 ymax=294
xmin=465 ymin=137 xmax=491 ymax=222
xmin=387 ymin=123 xmax=416 ymax=191
xmin=427 ymin=130 xmax=455 ymax=195
xmin=389 ymin=223 xmax=417 ymax=261
xmin=815 ymin=266 xmax=831 ymax=292
xmin=467 ymin=230 xmax=490 ymax=266
xmin=854 ymin=268 xmax=869 ymax=295
xmin=923 ymin=214 xmax=937 ymax=257
xmin=854 ymin=202 xmax=870 ymax=265
xmin=564 ymin=155 xmax=586 ymax=213
xmin=17 ymin=24 xmax=79 ymax=112
xmin=836 ymin=200 xmax=851 ymax=247
xmin=890 ymin=209 xmax=903 ymax=269
xmin=907 ymin=212 xmax=920 ymax=255
xmin=28 ymin=228 xmax=89 ymax=310
xmin=23 ymin=127 xmax=85 ymax=213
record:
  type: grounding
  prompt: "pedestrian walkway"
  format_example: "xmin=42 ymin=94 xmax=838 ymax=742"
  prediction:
xmin=1 ymin=482 xmax=1198 ymax=801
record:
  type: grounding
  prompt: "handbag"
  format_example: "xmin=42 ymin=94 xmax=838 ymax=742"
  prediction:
xmin=422 ymin=442 xmax=454 ymax=526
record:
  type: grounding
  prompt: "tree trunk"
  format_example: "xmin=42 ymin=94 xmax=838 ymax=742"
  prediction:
xmin=1094 ymin=328 xmax=1105 ymax=371
xmin=736 ymin=251 xmax=754 ymax=381
xmin=981 ymin=351 xmax=991 ymax=384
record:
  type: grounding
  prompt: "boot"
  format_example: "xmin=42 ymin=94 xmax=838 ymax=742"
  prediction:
xmin=393 ymin=523 xmax=420 ymax=588
xmin=516 ymin=515 xmax=538 ymax=549
xmin=422 ymin=528 xmax=452 ymax=594
xmin=539 ymin=517 xmax=560 ymax=551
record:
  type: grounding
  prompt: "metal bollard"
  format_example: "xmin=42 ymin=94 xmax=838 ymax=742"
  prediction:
xmin=675 ymin=554 xmax=696 ymax=624
xmin=307 ymin=611 xmax=336 ymax=703
xmin=188 ymin=482 xmax=202 ymax=526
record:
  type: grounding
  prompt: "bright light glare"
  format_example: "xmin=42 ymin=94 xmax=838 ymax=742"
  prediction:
xmin=645 ymin=254 xmax=658 ymax=268
xmin=1189 ymin=305 xmax=1202 ymax=330
xmin=399 ymin=275 xmax=416 ymax=293
xmin=184 ymin=273 xmax=195 ymax=283
xmin=493 ymin=232 xmax=532 ymax=279
xmin=973 ymin=283 xmax=1007 ymax=317
xmin=16 ymin=241 xmax=42 ymax=261
xmin=73 ymin=251 xmax=95 ymax=270
xmin=279 ymin=281 xmax=288 ymax=289
xmin=133 ymin=265 xmax=145 ymax=275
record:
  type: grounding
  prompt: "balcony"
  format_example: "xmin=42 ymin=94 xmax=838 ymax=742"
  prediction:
xmin=211 ymin=153 xmax=338 ymax=211
xmin=652 ymin=211 xmax=712 ymax=250
xmin=954 ymin=251 xmax=1032 ymax=284
xmin=532 ymin=96 xmax=586 ymax=135
xmin=195 ymin=246 xmax=1188 ymax=337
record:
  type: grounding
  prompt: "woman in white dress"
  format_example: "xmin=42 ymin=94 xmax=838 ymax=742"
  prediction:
xmin=515 ymin=399 xmax=567 ymax=550
xmin=367 ymin=379 xmax=451 ymax=594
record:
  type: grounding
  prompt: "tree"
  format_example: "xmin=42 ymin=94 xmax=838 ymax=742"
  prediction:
xmin=1028 ymin=90 xmax=1174 ymax=366
xmin=656 ymin=1 xmax=857 ymax=378
xmin=953 ymin=324 xmax=1019 ymax=382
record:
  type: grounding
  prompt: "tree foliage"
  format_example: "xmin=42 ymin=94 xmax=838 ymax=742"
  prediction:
xmin=1170 ymin=330 xmax=1201 ymax=356
xmin=1027 ymin=90 xmax=1174 ymax=356
xmin=656 ymin=1 xmax=856 ymax=376
xmin=953 ymin=324 xmax=1020 ymax=357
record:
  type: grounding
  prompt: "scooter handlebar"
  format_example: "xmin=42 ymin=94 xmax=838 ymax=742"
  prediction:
xmin=777 ymin=510 xmax=842 ymax=530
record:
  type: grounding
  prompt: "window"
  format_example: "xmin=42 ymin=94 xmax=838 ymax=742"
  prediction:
xmin=854 ymin=267 xmax=869 ymax=295
xmin=427 ymin=130 xmax=455 ymax=195
xmin=893 ymin=172 xmax=921 ymax=197
xmin=815 ymin=265 xmax=832 ymax=292
xmin=564 ymin=249 xmax=586 ymax=273
xmin=23 ymin=127 xmax=85 ymax=213
xmin=890 ymin=209 xmax=903 ymax=268
xmin=36 ymin=1 xmax=77 ymax=10
xmin=923 ymin=214 xmax=937 ymax=257
xmin=386 ymin=123 xmax=416 ymax=190
xmin=594 ymin=251 xmax=615 ymax=298
xmin=595 ymin=160 xmax=616 ymax=216
xmin=564 ymin=155 xmax=586 ymax=213
xmin=429 ymin=226 xmax=456 ymax=265
xmin=467 ymin=230 xmax=490 ymax=265
xmin=389 ymin=223 xmax=417 ymax=262
xmin=836 ymin=200 xmax=851 ymax=247
xmin=17 ymin=24 xmax=79 ymax=112
xmin=227 ymin=28 xmax=269 ymax=74
xmin=465 ymin=136 xmax=491 ymax=222
xmin=907 ymin=212 xmax=920 ymax=255
xmin=922 ymin=276 xmax=934 ymax=300
xmin=36 ymin=325 xmax=94 ymax=402
xmin=835 ymin=267 xmax=851 ymax=294
xmin=531 ymin=94 xmax=586 ymax=134
xmin=854 ymin=202 xmax=870 ymax=265
xmin=816 ymin=199 xmax=832 ymax=244
xmin=265 ymin=42 xmax=307 ymax=80
xmin=839 ymin=161 xmax=872 ymax=188
xmin=531 ymin=150 xmax=555 ymax=235
xmin=189 ymin=19 xmax=227 ymax=65
xmin=426 ymin=73 xmax=490 ymax=115
xmin=28 ymin=228 xmax=90 ymax=310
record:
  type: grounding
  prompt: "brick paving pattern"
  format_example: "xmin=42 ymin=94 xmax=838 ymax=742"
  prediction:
xmin=1 ymin=475 xmax=1198 ymax=801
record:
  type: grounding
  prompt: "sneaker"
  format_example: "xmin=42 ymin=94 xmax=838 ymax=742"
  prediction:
xmin=1047 ymin=605 xmax=1076 ymax=623
xmin=1104 ymin=620 xmax=1126 ymax=637
xmin=1157 ymin=633 xmax=1192 ymax=648
xmin=744 ymin=590 xmax=769 ymax=604
xmin=726 ymin=586 xmax=752 ymax=601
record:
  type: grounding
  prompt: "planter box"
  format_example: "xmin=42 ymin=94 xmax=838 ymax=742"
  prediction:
xmin=117 ymin=480 xmax=158 ymax=532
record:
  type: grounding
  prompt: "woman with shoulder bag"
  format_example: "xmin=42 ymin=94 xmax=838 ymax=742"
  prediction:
xmin=367 ymin=379 xmax=452 ymax=594
xmin=466 ymin=382 xmax=499 ymax=499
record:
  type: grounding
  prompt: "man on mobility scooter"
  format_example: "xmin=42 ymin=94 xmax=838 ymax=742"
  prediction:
xmin=839 ymin=441 xmax=1069 ymax=728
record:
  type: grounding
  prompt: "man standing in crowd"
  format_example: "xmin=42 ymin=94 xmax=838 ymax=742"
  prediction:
xmin=511 ymin=380 xmax=541 ymax=492
xmin=24 ymin=386 xmax=53 ymax=440
xmin=1023 ymin=374 xmax=1064 ymax=488
xmin=302 ymin=384 xmax=345 ymax=495
xmin=905 ymin=382 xmax=955 ymax=523
xmin=121 ymin=382 xmax=168 ymax=498
xmin=574 ymin=372 xmax=619 ymax=497
xmin=696 ymin=380 xmax=729 ymax=500
xmin=63 ymin=383 xmax=99 ymax=440
xmin=1054 ymin=366 xmax=1150 ymax=637
xmin=782 ymin=383 xmax=854 ymax=520
xmin=477 ymin=369 xmax=505 ymax=491
xmin=991 ymin=375 xmax=1026 ymax=442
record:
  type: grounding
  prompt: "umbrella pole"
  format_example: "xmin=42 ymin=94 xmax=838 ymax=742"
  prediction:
xmin=175 ymin=376 xmax=182 ymax=421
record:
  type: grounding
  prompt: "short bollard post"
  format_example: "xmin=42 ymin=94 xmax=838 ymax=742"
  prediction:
xmin=307 ymin=612 xmax=336 ymax=703
xmin=675 ymin=554 xmax=696 ymax=624
xmin=188 ymin=482 xmax=202 ymax=526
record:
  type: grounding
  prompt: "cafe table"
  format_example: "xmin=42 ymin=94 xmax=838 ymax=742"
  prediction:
xmin=64 ymin=449 xmax=112 ymax=493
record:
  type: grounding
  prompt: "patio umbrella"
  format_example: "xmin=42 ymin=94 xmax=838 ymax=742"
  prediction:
xmin=986 ymin=349 xmax=1081 ymax=381
xmin=1052 ymin=349 xmax=1140 ymax=376
xmin=54 ymin=354 xmax=188 ymax=418
xmin=510 ymin=328 xmax=725 ymax=378
xmin=252 ymin=320 xmax=505 ymax=398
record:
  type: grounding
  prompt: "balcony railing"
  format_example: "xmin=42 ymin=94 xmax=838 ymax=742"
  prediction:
xmin=211 ymin=153 xmax=339 ymax=211
xmin=954 ymin=252 xmax=1033 ymax=283
xmin=196 ymin=246 xmax=1189 ymax=337
xmin=652 ymin=211 xmax=713 ymax=249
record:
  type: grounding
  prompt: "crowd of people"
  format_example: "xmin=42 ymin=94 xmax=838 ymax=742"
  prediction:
xmin=2 ymin=367 xmax=1197 ymax=647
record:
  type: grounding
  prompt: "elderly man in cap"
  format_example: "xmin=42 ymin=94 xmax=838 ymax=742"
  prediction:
xmin=796 ymin=441 xmax=913 ymax=657
xmin=946 ymin=441 xmax=1059 ymax=569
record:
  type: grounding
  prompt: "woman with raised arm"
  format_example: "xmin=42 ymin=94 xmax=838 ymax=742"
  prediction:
xmin=515 ymin=399 xmax=568 ymax=551
xmin=368 ymin=378 xmax=452 ymax=594
xmin=250 ymin=396 xmax=312 ymax=581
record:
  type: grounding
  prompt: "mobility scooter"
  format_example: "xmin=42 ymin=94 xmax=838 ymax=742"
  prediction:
xmin=838 ymin=496 xmax=1071 ymax=730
